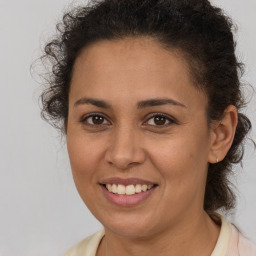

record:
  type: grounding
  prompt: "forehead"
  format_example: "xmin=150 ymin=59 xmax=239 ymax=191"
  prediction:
xmin=70 ymin=37 xmax=207 ymax=110
xmin=73 ymin=37 xmax=191 ymax=79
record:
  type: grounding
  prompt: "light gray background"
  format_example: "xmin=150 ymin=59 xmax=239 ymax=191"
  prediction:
xmin=0 ymin=0 xmax=255 ymax=255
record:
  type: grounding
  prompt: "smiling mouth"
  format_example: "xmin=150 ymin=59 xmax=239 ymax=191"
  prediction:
xmin=102 ymin=183 xmax=158 ymax=196
xmin=99 ymin=177 xmax=158 ymax=206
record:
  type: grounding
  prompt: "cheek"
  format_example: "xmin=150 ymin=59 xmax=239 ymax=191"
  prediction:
xmin=148 ymin=127 xmax=210 ymax=189
xmin=66 ymin=132 xmax=103 ymax=184
xmin=149 ymin=138 xmax=209 ymax=219
xmin=66 ymin=133 xmax=106 ymax=211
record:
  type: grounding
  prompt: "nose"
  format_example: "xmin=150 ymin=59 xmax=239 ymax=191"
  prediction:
xmin=104 ymin=125 xmax=146 ymax=170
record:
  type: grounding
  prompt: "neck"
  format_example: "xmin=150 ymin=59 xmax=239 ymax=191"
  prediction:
xmin=97 ymin=211 xmax=220 ymax=256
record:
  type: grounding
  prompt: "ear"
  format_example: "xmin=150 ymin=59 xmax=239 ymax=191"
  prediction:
xmin=208 ymin=105 xmax=238 ymax=164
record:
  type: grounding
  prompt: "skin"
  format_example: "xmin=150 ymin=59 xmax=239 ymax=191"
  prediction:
xmin=66 ymin=37 xmax=238 ymax=256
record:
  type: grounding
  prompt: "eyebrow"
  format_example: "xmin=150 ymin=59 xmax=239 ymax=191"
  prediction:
xmin=74 ymin=97 xmax=187 ymax=109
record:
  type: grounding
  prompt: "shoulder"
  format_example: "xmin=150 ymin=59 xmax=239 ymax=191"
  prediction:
xmin=63 ymin=229 xmax=105 ymax=256
xmin=236 ymin=228 xmax=256 ymax=255
xmin=227 ymin=225 xmax=256 ymax=256
xmin=210 ymin=214 xmax=256 ymax=256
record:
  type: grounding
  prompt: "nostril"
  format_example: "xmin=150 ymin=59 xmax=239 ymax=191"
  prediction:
xmin=104 ymin=142 xmax=146 ymax=169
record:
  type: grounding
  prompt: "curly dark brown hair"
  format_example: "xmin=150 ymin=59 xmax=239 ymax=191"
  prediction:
xmin=39 ymin=0 xmax=252 ymax=212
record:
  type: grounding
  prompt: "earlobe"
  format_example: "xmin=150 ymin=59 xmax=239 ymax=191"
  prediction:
xmin=208 ymin=105 xmax=238 ymax=164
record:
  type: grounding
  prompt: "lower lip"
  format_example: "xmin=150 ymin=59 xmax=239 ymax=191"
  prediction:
xmin=101 ymin=185 xmax=157 ymax=207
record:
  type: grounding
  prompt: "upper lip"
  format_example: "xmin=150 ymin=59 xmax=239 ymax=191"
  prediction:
xmin=99 ymin=177 xmax=157 ymax=186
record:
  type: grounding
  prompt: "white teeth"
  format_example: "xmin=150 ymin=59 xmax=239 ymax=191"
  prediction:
xmin=142 ymin=185 xmax=147 ymax=192
xmin=105 ymin=184 xmax=154 ymax=195
xmin=135 ymin=184 xmax=142 ymax=193
xmin=126 ymin=185 xmax=135 ymax=195
xmin=147 ymin=185 xmax=153 ymax=189
xmin=106 ymin=184 xmax=112 ymax=192
xmin=112 ymin=184 xmax=117 ymax=193
xmin=117 ymin=184 xmax=126 ymax=195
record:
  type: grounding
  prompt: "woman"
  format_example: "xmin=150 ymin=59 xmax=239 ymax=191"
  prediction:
xmin=40 ymin=0 xmax=256 ymax=255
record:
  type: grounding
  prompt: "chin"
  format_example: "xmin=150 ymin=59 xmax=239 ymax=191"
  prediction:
xmin=97 ymin=211 xmax=160 ymax=238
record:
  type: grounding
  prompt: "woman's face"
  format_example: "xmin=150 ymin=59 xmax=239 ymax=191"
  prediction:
xmin=67 ymin=37 xmax=214 ymax=238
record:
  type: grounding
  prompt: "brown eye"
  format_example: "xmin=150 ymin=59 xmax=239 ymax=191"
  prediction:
xmin=81 ymin=114 xmax=109 ymax=126
xmin=146 ymin=114 xmax=175 ymax=127
xmin=153 ymin=116 xmax=167 ymax=125
xmin=91 ymin=115 xmax=104 ymax=124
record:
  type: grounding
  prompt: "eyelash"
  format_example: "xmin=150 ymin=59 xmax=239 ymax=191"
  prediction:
xmin=80 ymin=112 xmax=178 ymax=129
xmin=145 ymin=113 xmax=177 ymax=127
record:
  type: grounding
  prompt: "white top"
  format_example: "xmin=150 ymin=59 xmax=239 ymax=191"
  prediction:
xmin=64 ymin=215 xmax=256 ymax=256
